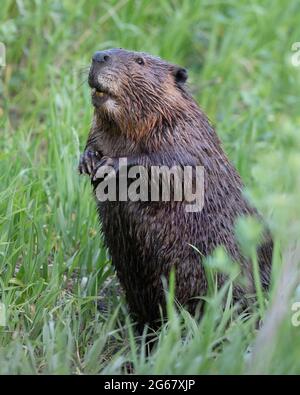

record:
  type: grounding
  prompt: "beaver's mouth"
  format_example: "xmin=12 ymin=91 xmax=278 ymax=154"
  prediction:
xmin=91 ymin=87 xmax=111 ymax=107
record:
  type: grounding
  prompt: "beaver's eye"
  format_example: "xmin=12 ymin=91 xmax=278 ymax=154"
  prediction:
xmin=135 ymin=57 xmax=145 ymax=65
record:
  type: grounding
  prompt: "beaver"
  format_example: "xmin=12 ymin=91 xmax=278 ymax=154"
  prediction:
xmin=78 ymin=48 xmax=273 ymax=328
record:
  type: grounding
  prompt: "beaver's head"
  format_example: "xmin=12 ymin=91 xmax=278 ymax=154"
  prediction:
xmin=88 ymin=48 xmax=190 ymax=137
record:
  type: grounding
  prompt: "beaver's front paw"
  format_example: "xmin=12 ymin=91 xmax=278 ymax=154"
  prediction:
xmin=92 ymin=156 xmax=119 ymax=182
xmin=78 ymin=149 xmax=101 ymax=176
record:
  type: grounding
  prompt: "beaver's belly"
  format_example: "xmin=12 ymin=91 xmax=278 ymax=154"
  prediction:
xmin=96 ymin=200 xmax=206 ymax=325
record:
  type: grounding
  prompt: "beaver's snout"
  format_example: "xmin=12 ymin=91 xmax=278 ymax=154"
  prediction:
xmin=92 ymin=51 xmax=111 ymax=64
xmin=88 ymin=51 xmax=113 ymax=92
xmin=89 ymin=51 xmax=118 ymax=107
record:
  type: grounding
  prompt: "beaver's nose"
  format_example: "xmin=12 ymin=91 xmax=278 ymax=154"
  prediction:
xmin=92 ymin=51 xmax=111 ymax=63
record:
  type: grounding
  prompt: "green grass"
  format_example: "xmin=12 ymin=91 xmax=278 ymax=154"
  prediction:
xmin=1 ymin=0 xmax=300 ymax=374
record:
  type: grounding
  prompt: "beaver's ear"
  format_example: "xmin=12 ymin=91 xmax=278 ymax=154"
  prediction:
xmin=172 ymin=66 xmax=188 ymax=85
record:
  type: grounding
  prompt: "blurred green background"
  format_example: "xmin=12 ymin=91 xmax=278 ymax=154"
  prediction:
xmin=1 ymin=0 xmax=300 ymax=374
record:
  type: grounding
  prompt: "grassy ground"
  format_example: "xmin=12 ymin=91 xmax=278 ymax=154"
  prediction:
xmin=1 ymin=0 xmax=300 ymax=374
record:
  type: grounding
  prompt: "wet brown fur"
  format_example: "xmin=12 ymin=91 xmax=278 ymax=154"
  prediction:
xmin=79 ymin=49 xmax=273 ymax=328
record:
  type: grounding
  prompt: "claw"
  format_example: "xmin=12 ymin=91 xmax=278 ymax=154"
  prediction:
xmin=78 ymin=149 xmax=102 ymax=176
